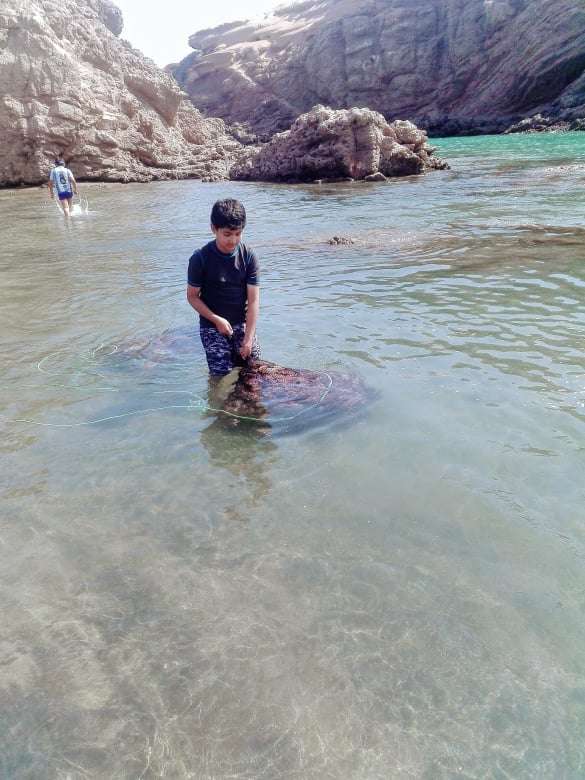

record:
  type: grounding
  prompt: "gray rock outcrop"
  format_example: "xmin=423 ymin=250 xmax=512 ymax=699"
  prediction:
xmin=171 ymin=0 xmax=585 ymax=139
xmin=504 ymin=113 xmax=585 ymax=134
xmin=0 ymin=0 xmax=242 ymax=185
xmin=230 ymin=106 xmax=448 ymax=182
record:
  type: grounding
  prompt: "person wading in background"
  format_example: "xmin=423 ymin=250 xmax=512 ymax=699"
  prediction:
xmin=48 ymin=159 xmax=78 ymax=217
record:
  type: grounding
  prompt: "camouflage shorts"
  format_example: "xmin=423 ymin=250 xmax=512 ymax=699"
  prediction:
xmin=200 ymin=323 xmax=261 ymax=376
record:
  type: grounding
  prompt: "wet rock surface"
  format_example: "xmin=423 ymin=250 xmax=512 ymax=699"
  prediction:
xmin=231 ymin=106 xmax=448 ymax=183
xmin=0 ymin=0 xmax=242 ymax=185
xmin=172 ymin=0 xmax=585 ymax=139
xmin=327 ymin=236 xmax=356 ymax=246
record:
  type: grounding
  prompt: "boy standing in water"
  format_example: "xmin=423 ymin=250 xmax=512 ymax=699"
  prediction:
xmin=48 ymin=159 xmax=77 ymax=217
xmin=187 ymin=199 xmax=260 ymax=376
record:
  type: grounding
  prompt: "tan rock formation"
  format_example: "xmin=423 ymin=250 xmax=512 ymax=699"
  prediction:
xmin=0 ymin=0 xmax=242 ymax=185
xmin=172 ymin=0 xmax=585 ymax=139
xmin=230 ymin=106 xmax=448 ymax=182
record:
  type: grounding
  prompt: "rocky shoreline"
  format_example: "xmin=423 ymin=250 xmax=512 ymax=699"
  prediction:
xmin=2 ymin=0 xmax=583 ymax=188
xmin=0 ymin=0 xmax=243 ymax=187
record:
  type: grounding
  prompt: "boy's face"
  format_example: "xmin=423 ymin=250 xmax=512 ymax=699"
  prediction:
xmin=212 ymin=225 xmax=243 ymax=254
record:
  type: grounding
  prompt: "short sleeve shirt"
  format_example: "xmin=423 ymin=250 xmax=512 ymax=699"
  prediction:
xmin=188 ymin=240 xmax=259 ymax=328
xmin=50 ymin=166 xmax=73 ymax=194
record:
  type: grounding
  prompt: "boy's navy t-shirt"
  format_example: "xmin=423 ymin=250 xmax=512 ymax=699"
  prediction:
xmin=187 ymin=240 xmax=259 ymax=329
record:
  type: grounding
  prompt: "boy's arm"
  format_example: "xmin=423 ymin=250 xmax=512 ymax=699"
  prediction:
xmin=240 ymin=284 xmax=260 ymax=358
xmin=186 ymin=285 xmax=233 ymax=336
xmin=69 ymin=172 xmax=78 ymax=194
xmin=48 ymin=175 xmax=54 ymax=196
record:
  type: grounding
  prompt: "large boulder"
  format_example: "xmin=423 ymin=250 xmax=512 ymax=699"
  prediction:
xmin=230 ymin=106 xmax=448 ymax=182
xmin=0 ymin=0 xmax=242 ymax=185
xmin=171 ymin=0 xmax=585 ymax=139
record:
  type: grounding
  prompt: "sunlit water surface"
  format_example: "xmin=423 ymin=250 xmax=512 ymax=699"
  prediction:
xmin=1 ymin=133 xmax=585 ymax=778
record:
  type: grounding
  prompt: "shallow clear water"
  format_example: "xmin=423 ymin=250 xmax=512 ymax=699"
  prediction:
xmin=1 ymin=133 xmax=585 ymax=778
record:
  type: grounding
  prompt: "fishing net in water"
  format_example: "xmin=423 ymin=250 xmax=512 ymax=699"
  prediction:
xmin=218 ymin=360 xmax=365 ymax=430
xmin=1 ymin=328 xmax=373 ymax=432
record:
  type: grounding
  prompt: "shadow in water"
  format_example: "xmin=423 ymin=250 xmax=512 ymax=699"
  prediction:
xmin=199 ymin=415 xmax=278 ymax=522
xmin=198 ymin=359 xmax=377 ymax=520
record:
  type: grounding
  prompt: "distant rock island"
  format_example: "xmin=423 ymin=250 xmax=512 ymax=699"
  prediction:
xmin=0 ymin=0 xmax=241 ymax=185
xmin=231 ymin=106 xmax=448 ymax=183
xmin=171 ymin=0 xmax=585 ymax=140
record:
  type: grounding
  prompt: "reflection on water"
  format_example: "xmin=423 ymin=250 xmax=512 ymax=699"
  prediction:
xmin=200 ymin=420 xmax=278 ymax=521
xmin=1 ymin=134 xmax=585 ymax=777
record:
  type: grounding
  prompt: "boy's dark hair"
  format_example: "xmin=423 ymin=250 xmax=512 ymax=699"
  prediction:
xmin=211 ymin=198 xmax=246 ymax=229
xmin=54 ymin=159 xmax=65 ymax=166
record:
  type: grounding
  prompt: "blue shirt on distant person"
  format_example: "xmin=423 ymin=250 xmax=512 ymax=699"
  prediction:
xmin=50 ymin=164 xmax=74 ymax=196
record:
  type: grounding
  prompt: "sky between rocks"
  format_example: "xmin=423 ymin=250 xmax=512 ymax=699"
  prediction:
xmin=113 ymin=0 xmax=283 ymax=67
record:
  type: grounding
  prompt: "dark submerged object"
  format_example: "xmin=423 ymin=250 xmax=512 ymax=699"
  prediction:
xmin=112 ymin=327 xmax=375 ymax=434
xmin=111 ymin=326 xmax=201 ymax=365
xmin=219 ymin=359 xmax=374 ymax=433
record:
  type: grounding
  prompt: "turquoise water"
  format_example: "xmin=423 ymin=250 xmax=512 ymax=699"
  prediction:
xmin=1 ymin=133 xmax=585 ymax=778
xmin=436 ymin=130 xmax=585 ymax=164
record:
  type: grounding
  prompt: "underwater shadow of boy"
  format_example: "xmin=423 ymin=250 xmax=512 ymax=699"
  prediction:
xmin=199 ymin=413 xmax=278 ymax=522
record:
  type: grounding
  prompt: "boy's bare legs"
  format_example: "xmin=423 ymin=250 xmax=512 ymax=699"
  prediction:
xmin=61 ymin=197 xmax=72 ymax=217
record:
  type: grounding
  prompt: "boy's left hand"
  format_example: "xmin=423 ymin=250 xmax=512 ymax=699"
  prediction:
xmin=240 ymin=338 xmax=253 ymax=359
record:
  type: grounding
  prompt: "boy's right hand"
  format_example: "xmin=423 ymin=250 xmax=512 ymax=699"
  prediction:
xmin=214 ymin=317 xmax=233 ymax=337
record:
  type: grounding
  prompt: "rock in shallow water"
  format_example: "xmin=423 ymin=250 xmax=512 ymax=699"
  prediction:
xmin=230 ymin=105 xmax=448 ymax=182
xmin=327 ymin=236 xmax=356 ymax=245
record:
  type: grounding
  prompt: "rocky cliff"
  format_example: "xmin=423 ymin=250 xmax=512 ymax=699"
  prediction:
xmin=0 ymin=0 xmax=242 ymax=185
xmin=171 ymin=0 xmax=585 ymax=139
